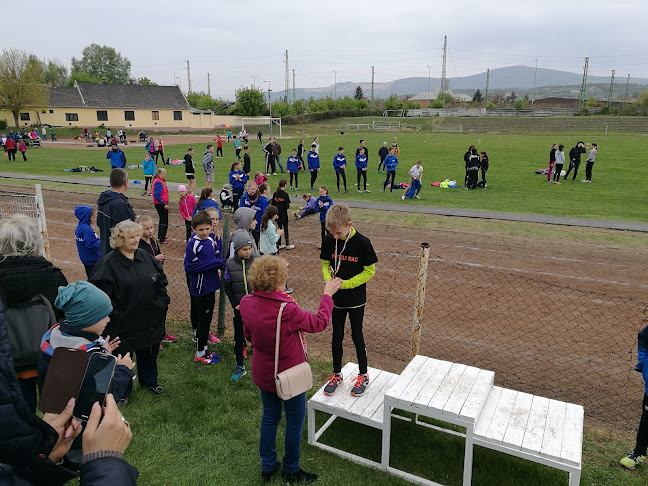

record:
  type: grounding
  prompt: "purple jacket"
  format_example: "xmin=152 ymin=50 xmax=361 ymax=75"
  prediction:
xmin=184 ymin=235 xmax=225 ymax=296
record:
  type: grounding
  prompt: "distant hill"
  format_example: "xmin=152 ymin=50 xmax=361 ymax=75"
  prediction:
xmin=270 ymin=66 xmax=648 ymax=101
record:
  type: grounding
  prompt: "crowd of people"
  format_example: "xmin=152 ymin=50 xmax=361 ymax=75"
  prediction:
xmin=1 ymin=130 xmax=385 ymax=483
xmin=546 ymin=141 xmax=599 ymax=183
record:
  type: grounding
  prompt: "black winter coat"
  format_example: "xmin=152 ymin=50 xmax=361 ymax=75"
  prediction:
xmin=96 ymin=190 xmax=135 ymax=256
xmin=90 ymin=249 xmax=169 ymax=352
xmin=0 ymin=255 xmax=67 ymax=316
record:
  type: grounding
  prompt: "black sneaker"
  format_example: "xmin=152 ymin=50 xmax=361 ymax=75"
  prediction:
xmin=261 ymin=461 xmax=281 ymax=482
xmin=281 ymin=469 xmax=318 ymax=483
xmin=351 ymin=373 xmax=370 ymax=396
xmin=147 ymin=386 xmax=164 ymax=395
xmin=323 ymin=373 xmax=343 ymax=396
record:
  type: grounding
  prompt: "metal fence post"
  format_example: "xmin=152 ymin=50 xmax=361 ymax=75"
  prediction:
xmin=410 ymin=242 xmax=430 ymax=360
xmin=34 ymin=184 xmax=50 ymax=261
xmin=217 ymin=211 xmax=232 ymax=337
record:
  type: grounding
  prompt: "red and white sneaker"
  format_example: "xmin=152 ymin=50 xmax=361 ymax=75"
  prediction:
xmin=162 ymin=332 xmax=177 ymax=343
xmin=194 ymin=351 xmax=219 ymax=365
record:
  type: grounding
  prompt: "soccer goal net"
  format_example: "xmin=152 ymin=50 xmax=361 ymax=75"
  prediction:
xmin=0 ymin=184 xmax=50 ymax=259
xmin=241 ymin=117 xmax=282 ymax=137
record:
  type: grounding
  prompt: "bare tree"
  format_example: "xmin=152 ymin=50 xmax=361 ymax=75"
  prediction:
xmin=0 ymin=48 xmax=48 ymax=128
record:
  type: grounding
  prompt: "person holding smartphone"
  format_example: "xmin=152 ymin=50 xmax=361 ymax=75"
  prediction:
xmin=38 ymin=281 xmax=136 ymax=405
xmin=0 ymin=296 xmax=138 ymax=485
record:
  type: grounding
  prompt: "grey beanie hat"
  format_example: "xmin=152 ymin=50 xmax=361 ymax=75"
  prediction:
xmin=232 ymin=231 xmax=254 ymax=252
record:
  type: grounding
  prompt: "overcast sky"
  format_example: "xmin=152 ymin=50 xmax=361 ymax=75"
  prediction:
xmin=8 ymin=0 xmax=648 ymax=99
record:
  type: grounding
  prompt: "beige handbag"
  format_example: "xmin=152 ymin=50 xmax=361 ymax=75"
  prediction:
xmin=274 ymin=302 xmax=313 ymax=400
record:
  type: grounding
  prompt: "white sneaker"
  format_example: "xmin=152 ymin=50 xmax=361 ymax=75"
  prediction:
xmin=278 ymin=244 xmax=286 ymax=249
xmin=401 ymin=195 xmax=405 ymax=200
xmin=285 ymin=244 xmax=295 ymax=250
xmin=415 ymin=195 xmax=420 ymax=199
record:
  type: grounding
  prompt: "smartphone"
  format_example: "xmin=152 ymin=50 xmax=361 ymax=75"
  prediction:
xmin=73 ymin=352 xmax=117 ymax=421
xmin=38 ymin=348 xmax=89 ymax=414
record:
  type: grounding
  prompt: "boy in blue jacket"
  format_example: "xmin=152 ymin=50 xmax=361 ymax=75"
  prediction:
xmin=355 ymin=147 xmax=369 ymax=193
xmin=621 ymin=325 xmax=648 ymax=469
xmin=381 ymin=147 xmax=399 ymax=193
xmin=287 ymin=148 xmax=302 ymax=191
xmin=333 ymin=147 xmax=348 ymax=193
xmin=74 ymin=206 xmax=101 ymax=279
xmin=184 ymin=211 xmax=226 ymax=365
xmin=106 ymin=143 xmax=126 ymax=169
xmin=316 ymin=186 xmax=333 ymax=248
xmin=307 ymin=143 xmax=320 ymax=190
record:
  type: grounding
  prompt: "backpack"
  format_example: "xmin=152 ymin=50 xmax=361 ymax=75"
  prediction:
xmin=6 ymin=294 xmax=57 ymax=373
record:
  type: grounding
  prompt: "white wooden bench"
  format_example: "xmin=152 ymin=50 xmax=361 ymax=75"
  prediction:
xmin=473 ymin=386 xmax=583 ymax=486
xmin=307 ymin=362 xmax=399 ymax=469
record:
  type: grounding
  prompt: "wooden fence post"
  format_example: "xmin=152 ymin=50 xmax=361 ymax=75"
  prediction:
xmin=410 ymin=242 xmax=430 ymax=360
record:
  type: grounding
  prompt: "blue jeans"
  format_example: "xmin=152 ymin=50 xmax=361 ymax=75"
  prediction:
xmin=276 ymin=156 xmax=284 ymax=172
xmin=259 ymin=389 xmax=305 ymax=474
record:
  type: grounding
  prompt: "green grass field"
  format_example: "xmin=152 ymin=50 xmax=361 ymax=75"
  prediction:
xmin=7 ymin=125 xmax=647 ymax=484
xmin=7 ymin=130 xmax=646 ymax=222
xmin=119 ymin=325 xmax=646 ymax=486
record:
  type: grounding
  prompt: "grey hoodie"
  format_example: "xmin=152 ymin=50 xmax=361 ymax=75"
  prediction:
xmin=231 ymin=207 xmax=260 ymax=257
xmin=203 ymin=150 xmax=214 ymax=172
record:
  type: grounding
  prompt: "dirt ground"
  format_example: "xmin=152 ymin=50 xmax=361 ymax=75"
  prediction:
xmin=7 ymin=183 xmax=647 ymax=428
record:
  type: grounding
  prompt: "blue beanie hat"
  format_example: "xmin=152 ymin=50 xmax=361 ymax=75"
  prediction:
xmin=55 ymin=281 xmax=112 ymax=329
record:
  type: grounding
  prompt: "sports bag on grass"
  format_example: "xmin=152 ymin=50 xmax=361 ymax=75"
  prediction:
xmin=274 ymin=302 xmax=313 ymax=400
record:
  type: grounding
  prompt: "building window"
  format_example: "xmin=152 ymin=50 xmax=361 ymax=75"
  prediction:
xmin=65 ymin=113 xmax=79 ymax=122
xmin=20 ymin=113 xmax=30 ymax=121
xmin=173 ymin=111 xmax=182 ymax=121
xmin=152 ymin=111 xmax=159 ymax=120
xmin=97 ymin=110 xmax=108 ymax=121
xmin=124 ymin=111 xmax=135 ymax=121
xmin=49 ymin=109 xmax=54 ymax=114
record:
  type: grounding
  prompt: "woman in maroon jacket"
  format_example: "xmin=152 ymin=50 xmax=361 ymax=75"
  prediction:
xmin=241 ymin=255 xmax=341 ymax=484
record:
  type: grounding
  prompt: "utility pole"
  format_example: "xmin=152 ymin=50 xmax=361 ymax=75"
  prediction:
xmin=371 ymin=66 xmax=375 ymax=106
xmin=440 ymin=35 xmax=448 ymax=94
xmin=333 ymin=70 xmax=340 ymax=99
xmin=623 ymin=74 xmax=631 ymax=108
xmin=251 ymin=75 xmax=257 ymax=89
xmin=207 ymin=73 xmax=211 ymax=97
xmin=186 ymin=60 xmax=192 ymax=95
xmin=292 ymin=69 xmax=296 ymax=104
xmin=607 ymin=70 xmax=615 ymax=107
xmin=578 ymin=57 xmax=589 ymax=108
xmin=264 ymin=80 xmax=272 ymax=134
xmin=284 ymin=50 xmax=290 ymax=103
xmin=484 ymin=68 xmax=490 ymax=105
xmin=426 ymin=65 xmax=432 ymax=107
xmin=532 ymin=59 xmax=538 ymax=107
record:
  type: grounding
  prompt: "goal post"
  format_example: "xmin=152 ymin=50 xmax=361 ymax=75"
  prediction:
xmin=0 ymin=183 xmax=50 ymax=260
xmin=241 ymin=117 xmax=282 ymax=137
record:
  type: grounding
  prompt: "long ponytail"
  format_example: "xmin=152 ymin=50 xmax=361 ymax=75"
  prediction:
xmin=261 ymin=205 xmax=278 ymax=233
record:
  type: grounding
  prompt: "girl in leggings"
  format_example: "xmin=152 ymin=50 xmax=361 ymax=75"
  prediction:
xmin=381 ymin=147 xmax=398 ymax=192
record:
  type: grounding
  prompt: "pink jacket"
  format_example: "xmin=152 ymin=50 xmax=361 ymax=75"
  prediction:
xmin=241 ymin=290 xmax=333 ymax=393
xmin=179 ymin=194 xmax=197 ymax=220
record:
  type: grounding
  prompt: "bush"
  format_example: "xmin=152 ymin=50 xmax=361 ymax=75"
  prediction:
xmin=281 ymin=109 xmax=382 ymax=125
xmin=0 ymin=120 xmax=6 ymax=131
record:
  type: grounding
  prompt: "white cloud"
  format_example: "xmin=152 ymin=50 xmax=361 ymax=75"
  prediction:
xmin=5 ymin=0 xmax=647 ymax=98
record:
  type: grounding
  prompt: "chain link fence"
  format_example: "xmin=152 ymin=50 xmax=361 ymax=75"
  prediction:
xmin=143 ymin=215 xmax=648 ymax=429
